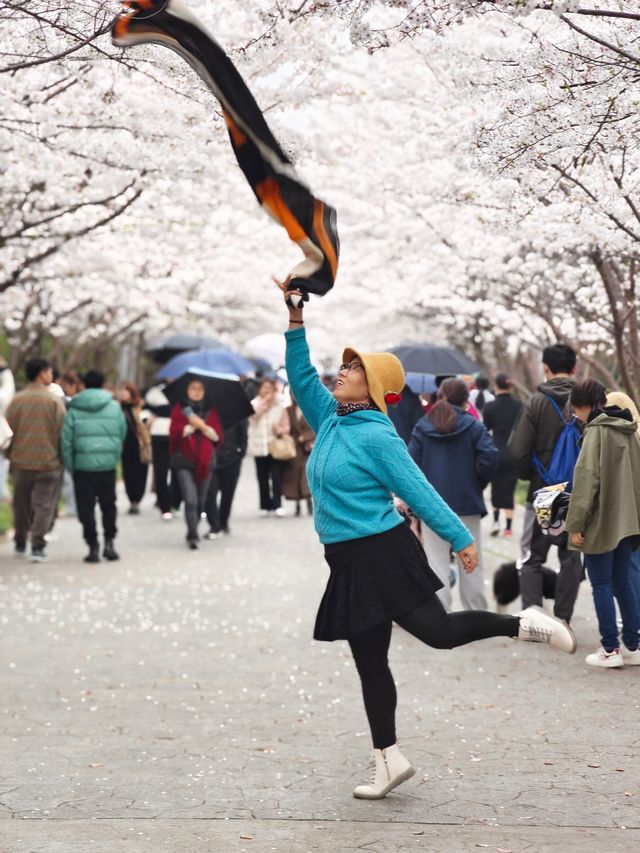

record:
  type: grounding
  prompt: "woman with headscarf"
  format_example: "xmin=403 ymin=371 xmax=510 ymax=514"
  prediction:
xmin=169 ymin=379 xmax=223 ymax=549
xmin=566 ymin=380 xmax=640 ymax=667
xmin=276 ymin=278 xmax=575 ymax=801
xmin=409 ymin=378 xmax=499 ymax=611
xmin=118 ymin=381 xmax=152 ymax=515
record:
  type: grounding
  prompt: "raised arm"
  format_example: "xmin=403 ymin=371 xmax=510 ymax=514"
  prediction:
xmin=276 ymin=277 xmax=335 ymax=434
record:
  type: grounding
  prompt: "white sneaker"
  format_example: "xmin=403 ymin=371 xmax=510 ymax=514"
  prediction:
xmin=206 ymin=531 xmax=219 ymax=540
xmin=517 ymin=606 xmax=576 ymax=654
xmin=161 ymin=512 xmax=173 ymax=521
xmin=490 ymin=520 xmax=501 ymax=537
xmin=274 ymin=507 xmax=286 ymax=518
xmin=353 ymin=744 xmax=415 ymax=800
xmin=585 ymin=647 xmax=624 ymax=668
xmin=259 ymin=510 xmax=269 ymax=518
xmin=621 ymin=645 xmax=640 ymax=665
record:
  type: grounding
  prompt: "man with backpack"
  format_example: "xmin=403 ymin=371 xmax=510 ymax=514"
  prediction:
xmin=509 ymin=344 xmax=584 ymax=624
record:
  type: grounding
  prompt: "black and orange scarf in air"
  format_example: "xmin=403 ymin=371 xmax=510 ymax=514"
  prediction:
xmin=112 ymin=0 xmax=339 ymax=298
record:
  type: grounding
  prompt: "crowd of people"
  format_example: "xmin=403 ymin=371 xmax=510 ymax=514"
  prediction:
xmin=2 ymin=337 xmax=640 ymax=678
xmin=0 ymin=358 xmax=317 ymax=562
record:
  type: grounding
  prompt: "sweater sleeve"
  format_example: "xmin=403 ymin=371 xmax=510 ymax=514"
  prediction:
xmin=565 ymin=429 xmax=601 ymax=534
xmin=284 ymin=327 xmax=336 ymax=434
xmin=364 ymin=423 xmax=474 ymax=552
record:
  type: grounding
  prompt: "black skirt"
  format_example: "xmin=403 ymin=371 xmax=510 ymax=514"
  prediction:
xmin=314 ymin=522 xmax=443 ymax=642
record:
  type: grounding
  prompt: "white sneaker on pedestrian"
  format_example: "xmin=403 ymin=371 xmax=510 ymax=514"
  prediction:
xmin=490 ymin=520 xmax=501 ymax=537
xmin=353 ymin=744 xmax=415 ymax=800
xmin=585 ymin=647 xmax=624 ymax=668
xmin=206 ymin=530 xmax=219 ymax=540
xmin=274 ymin=507 xmax=286 ymax=518
xmin=259 ymin=509 xmax=269 ymax=518
xmin=517 ymin=606 xmax=576 ymax=654
xmin=161 ymin=512 xmax=173 ymax=521
xmin=621 ymin=645 xmax=640 ymax=665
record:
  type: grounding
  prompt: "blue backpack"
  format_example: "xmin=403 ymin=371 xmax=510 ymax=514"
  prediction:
xmin=532 ymin=396 xmax=581 ymax=487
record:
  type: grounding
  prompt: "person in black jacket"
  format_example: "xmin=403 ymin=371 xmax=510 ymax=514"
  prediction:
xmin=482 ymin=374 xmax=523 ymax=538
xmin=409 ymin=378 xmax=498 ymax=610
xmin=205 ymin=419 xmax=248 ymax=537
xmin=508 ymin=343 xmax=583 ymax=623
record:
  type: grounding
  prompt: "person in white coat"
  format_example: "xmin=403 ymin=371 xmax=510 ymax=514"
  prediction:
xmin=247 ymin=378 xmax=290 ymax=517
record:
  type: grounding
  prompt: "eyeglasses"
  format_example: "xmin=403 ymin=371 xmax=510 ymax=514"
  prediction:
xmin=338 ymin=361 xmax=364 ymax=374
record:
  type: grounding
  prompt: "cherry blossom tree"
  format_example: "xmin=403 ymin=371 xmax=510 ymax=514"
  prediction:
xmin=1 ymin=0 xmax=638 ymax=397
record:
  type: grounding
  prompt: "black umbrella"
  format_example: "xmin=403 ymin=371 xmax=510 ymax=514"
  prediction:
xmin=145 ymin=333 xmax=226 ymax=365
xmin=164 ymin=369 xmax=254 ymax=429
xmin=390 ymin=344 xmax=479 ymax=375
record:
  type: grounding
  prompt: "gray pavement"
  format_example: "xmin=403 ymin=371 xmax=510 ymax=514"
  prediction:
xmin=1 ymin=466 xmax=639 ymax=853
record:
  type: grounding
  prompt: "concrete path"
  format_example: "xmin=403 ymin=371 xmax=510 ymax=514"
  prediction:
xmin=1 ymin=466 xmax=639 ymax=852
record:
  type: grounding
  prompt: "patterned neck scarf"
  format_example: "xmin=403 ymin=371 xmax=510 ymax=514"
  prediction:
xmin=336 ymin=401 xmax=379 ymax=417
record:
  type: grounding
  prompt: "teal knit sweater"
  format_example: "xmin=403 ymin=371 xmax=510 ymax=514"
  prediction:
xmin=285 ymin=327 xmax=473 ymax=550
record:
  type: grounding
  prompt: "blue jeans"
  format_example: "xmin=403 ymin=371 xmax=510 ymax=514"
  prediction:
xmin=585 ymin=537 xmax=639 ymax=652
xmin=630 ymin=550 xmax=640 ymax=612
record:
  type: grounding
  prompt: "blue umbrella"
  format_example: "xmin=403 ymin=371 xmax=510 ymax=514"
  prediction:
xmin=405 ymin=372 xmax=437 ymax=395
xmin=157 ymin=348 xmax=255 ymax=381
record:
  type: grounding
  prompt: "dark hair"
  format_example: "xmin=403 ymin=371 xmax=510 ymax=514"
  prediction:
xmin=82 ymin=369 xmax=105 ymax=389
xmin=570 ymin=379 xmax=606 ymax=411
xmin=428 ymin=378 xmax=469 ymax=434
xmin=25 ymin=358 xmax=50 ymax=382
xmin=61 ymin=371 xmax=81 ymax=387
xmin=475 ymin=375 xmax=490 ymax=411
xmin=495 ymin=373 xmax=511 ymax=391
xmin=542 ymin=343 xmax=576 ymax=375
xmin=120 ymin=380 xmax=142 ymax=406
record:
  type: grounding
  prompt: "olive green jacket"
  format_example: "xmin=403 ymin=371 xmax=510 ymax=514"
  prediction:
xmin=566 ymin=413 xmax=640 ymax=555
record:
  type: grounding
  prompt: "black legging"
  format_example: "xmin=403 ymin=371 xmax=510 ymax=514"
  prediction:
xmin=348 ymin=595 xmax=520 ymax=750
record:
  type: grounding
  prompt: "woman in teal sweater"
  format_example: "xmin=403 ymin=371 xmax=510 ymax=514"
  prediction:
xmin=279 ymin=281 xmax=576 ymax=800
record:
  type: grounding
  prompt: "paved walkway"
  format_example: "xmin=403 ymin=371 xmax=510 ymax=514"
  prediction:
xmin=1 ymin=467 xmax=639 ymax=852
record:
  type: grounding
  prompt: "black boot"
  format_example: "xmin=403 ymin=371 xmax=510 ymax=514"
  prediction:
xmin=84 ymin=544 xmax=100 ymax=564
xmin=295 ymin=501 xmax=301 ymax=517
xmin=306 ymin=497 xmax=313 ymax=515
xmin=103 ymin=539 xmax=120 ymax=561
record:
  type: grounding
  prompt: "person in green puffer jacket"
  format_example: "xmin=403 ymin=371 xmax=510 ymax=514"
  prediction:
xmin=62 ymin=370 xmax=126 ymax=564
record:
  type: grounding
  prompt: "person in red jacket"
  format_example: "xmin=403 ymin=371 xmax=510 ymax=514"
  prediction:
xmin=169 ymin=379 xmax=223 ymax=549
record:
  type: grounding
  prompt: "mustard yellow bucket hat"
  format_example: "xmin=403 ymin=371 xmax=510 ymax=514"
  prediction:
xmin=342 ymin=346 xmax=405 ymax=415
